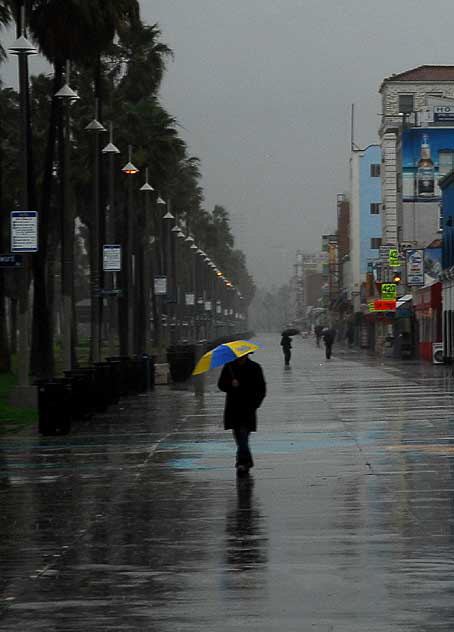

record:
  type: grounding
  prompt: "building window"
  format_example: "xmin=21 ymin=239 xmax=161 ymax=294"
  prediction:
xmin=370 ymin=237 xmax=382 ymax=249
xmin=370 ymin=203 xmax=380 ymax=215
xmin=398 ymin=94 xmax=414 ymax=114
xmin=370 ymin=164 xmax=381 ymax=177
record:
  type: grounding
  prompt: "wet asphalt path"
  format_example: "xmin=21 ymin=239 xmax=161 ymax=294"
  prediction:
xmin=2 ymin=334 xmax=454 ymax=630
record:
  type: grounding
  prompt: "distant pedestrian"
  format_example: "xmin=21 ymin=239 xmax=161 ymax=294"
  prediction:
xmin=314 ymin=324 xmax=323 ymax=347
xmin=322 ymin=327 xmax=335 ymax=360
xmin=280 ymin=333 xmax=292 ymax=366
xmin=218 ymin=354 xmax=266 ymax=477
xmin=346 ymin=324 xmax=354 ymax=348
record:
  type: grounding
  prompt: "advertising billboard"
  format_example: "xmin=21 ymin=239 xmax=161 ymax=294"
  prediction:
xmin=406 ymin=249 xmax=425 ymax=286
xmin=401 ymin=128 xmax=454 ymax=245
xmin=402 ymin=128 xmax=454 ymax=200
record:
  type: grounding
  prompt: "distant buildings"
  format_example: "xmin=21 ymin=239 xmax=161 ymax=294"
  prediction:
xmin=317 ymin=65 xmax=454 ymax=359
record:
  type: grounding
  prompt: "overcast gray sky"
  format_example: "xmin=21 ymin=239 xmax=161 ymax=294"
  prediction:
xmin=3 ymin=0 xmax=454 ymax=287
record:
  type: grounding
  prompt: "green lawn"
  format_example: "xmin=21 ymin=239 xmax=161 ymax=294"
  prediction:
xmin=0 ymin=372 xmax=38 ymax=435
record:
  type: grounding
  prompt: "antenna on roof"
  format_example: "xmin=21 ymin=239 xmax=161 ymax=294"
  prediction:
xmin=351 ymin=104 xmax=361 ymax=151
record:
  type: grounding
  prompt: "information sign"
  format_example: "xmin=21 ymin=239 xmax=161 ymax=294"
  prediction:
xmin=381 ymin=283 xmax=397 ymax=300
xmin=95 ymin=288 xmax=122 ymax=297
xmin=11 ymin=211 xmax=38 ymax=252
xmin=204 ymin=301 xmax=212 ymax=311
xmin=154 ymin=275 xmax=167 ymax=295
xmin=103 ymin=245 xmax=121 ymax=271
xmin=368 ymin=300 xmax=396 ymax=312
xmin=406 ymin=249 xmax=424 ymax=286
xmin=185 ymin=293 xmax=195 ymax=306
xmin=375 ymin=300 xmax=396 ymax=311
xmin=388 ymin=249 xmax=400 ymax=267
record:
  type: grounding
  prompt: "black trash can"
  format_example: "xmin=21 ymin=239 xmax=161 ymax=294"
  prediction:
xmin=64 ymin=368 xmax=97 ymax=419
xmin=106 ymin=356 xmax=131 ymax=397
xmin=167 ymin=344 xmax=196 ymax=382
xmin=38 ymin=379 xmax=72 ymax=436
xmin=63 ymin=370 xmax=94 ymax=420
xmin=104 ymin=359 xmax=121 ymax=404
xmin=93 ymin=362 xmax=114 ymax=412
xmin=134 ymin=353 xmax=156 ymax=393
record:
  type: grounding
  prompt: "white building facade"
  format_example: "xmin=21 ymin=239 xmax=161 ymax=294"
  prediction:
xmin=379 ymin=65 xmax=454 ymax=249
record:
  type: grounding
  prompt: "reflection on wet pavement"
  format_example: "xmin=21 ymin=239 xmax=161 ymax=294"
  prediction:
xmin=3 ymin=334 xmax=454 ymax=629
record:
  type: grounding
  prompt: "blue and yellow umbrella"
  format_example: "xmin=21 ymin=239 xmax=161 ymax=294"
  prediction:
xmin=192 ymin=340 xmax=260 ymax=375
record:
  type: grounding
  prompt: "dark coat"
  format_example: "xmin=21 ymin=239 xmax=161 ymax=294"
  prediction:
xmin=217 ymin=358 xmax=266 ymax=432
xmin=323 ymin=329 xmax=335 ymax=345
xmin=280 ymin=335 xmax=292 ymax=350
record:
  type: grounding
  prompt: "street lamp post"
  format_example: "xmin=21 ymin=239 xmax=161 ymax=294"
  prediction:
xmin=163 ymin=203 xmax=175 ymax=344
xmin=171 ymin=222 xmax=182 ymax=342
xmin=121 ymin=146 xmax=139 ymax=356
xmin=140 ymin=168 xmax=155 ymax=352
xmin=101 ymin=123 xmax=120 ymax=355
xmin=176 ymin=228 xmax=186 ymax=340
xmin=8 ymin=8 xmax=37 ymax=393
xmin=85 ymin=100 xmax=106 ymax=363
xmin=55 ymin=62 xmax=79 ymax=371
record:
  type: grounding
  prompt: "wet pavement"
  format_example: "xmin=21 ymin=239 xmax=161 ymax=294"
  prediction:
xmin=2 ymin=334 xmax=454 ymax=630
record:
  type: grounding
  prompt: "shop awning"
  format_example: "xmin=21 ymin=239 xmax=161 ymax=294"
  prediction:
xmin=396 ymin=294 xmax=412 ymax=308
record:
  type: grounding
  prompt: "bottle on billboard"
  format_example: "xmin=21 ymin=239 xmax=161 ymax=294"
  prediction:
xmin=416 ymin=134 xmax=435 ymax=197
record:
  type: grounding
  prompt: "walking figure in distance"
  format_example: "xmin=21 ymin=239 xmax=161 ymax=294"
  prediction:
xmin=322 ymin=327 xmax=335 ymax=359
xmin=218 ymin=354 xmax=266 ymax=477
xmin=314 ymin=324 xmax=323 ymax=347
xmin=280 ymin=333 xmax=292 ymax=366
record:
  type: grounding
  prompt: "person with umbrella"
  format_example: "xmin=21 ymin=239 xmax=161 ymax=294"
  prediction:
xmin=280 ymin=332 xmax=292 ymax=366
xmin=193 ymin=341 xmax=266 ymax=477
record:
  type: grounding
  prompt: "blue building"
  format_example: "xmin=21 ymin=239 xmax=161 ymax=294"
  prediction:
xmin=360 ymin=145 xmax=382 ymax=276
xmin=349 ymin=144 xmax=382 ymax=312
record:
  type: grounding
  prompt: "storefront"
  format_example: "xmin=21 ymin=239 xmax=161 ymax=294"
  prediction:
xmin=364 ymin=309 xmax=395 ymax=355
xmin=441 ymin=271 xmax=454 ymax=361
xmin=414 ymin=282 xmax=442 ymax=361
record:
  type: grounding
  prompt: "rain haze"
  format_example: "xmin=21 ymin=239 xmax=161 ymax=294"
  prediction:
xmin=3 ymin=0 xmax=454 ymax=286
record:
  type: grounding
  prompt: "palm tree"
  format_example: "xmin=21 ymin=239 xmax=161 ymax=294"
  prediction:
xmin=24 ymin=0 xmax=140 ymax=374
xmin=108 ymin=22 xmax=172 ymax=105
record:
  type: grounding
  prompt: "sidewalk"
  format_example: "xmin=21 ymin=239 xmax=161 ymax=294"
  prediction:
xmin=1 ymin=333 xmax=454 ymax=630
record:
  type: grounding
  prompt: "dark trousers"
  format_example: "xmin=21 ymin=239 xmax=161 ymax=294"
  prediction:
xmin=283 ymin=349 xmax=291 ymax=365
xmin=233 ymin=426 xmax=253 ymax=468
xmin=325 ymin=343 xmax=332 ymax=359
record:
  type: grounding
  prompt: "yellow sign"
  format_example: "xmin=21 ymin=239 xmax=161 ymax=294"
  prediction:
xmin=381 ymin=283 xmax=397 ymax=300
xmin=388 ymin=249 xmax=400 ymax=267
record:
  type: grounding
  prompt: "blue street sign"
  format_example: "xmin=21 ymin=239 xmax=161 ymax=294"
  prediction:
xmin=0 ymin=254 xmax=23 ymax=268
